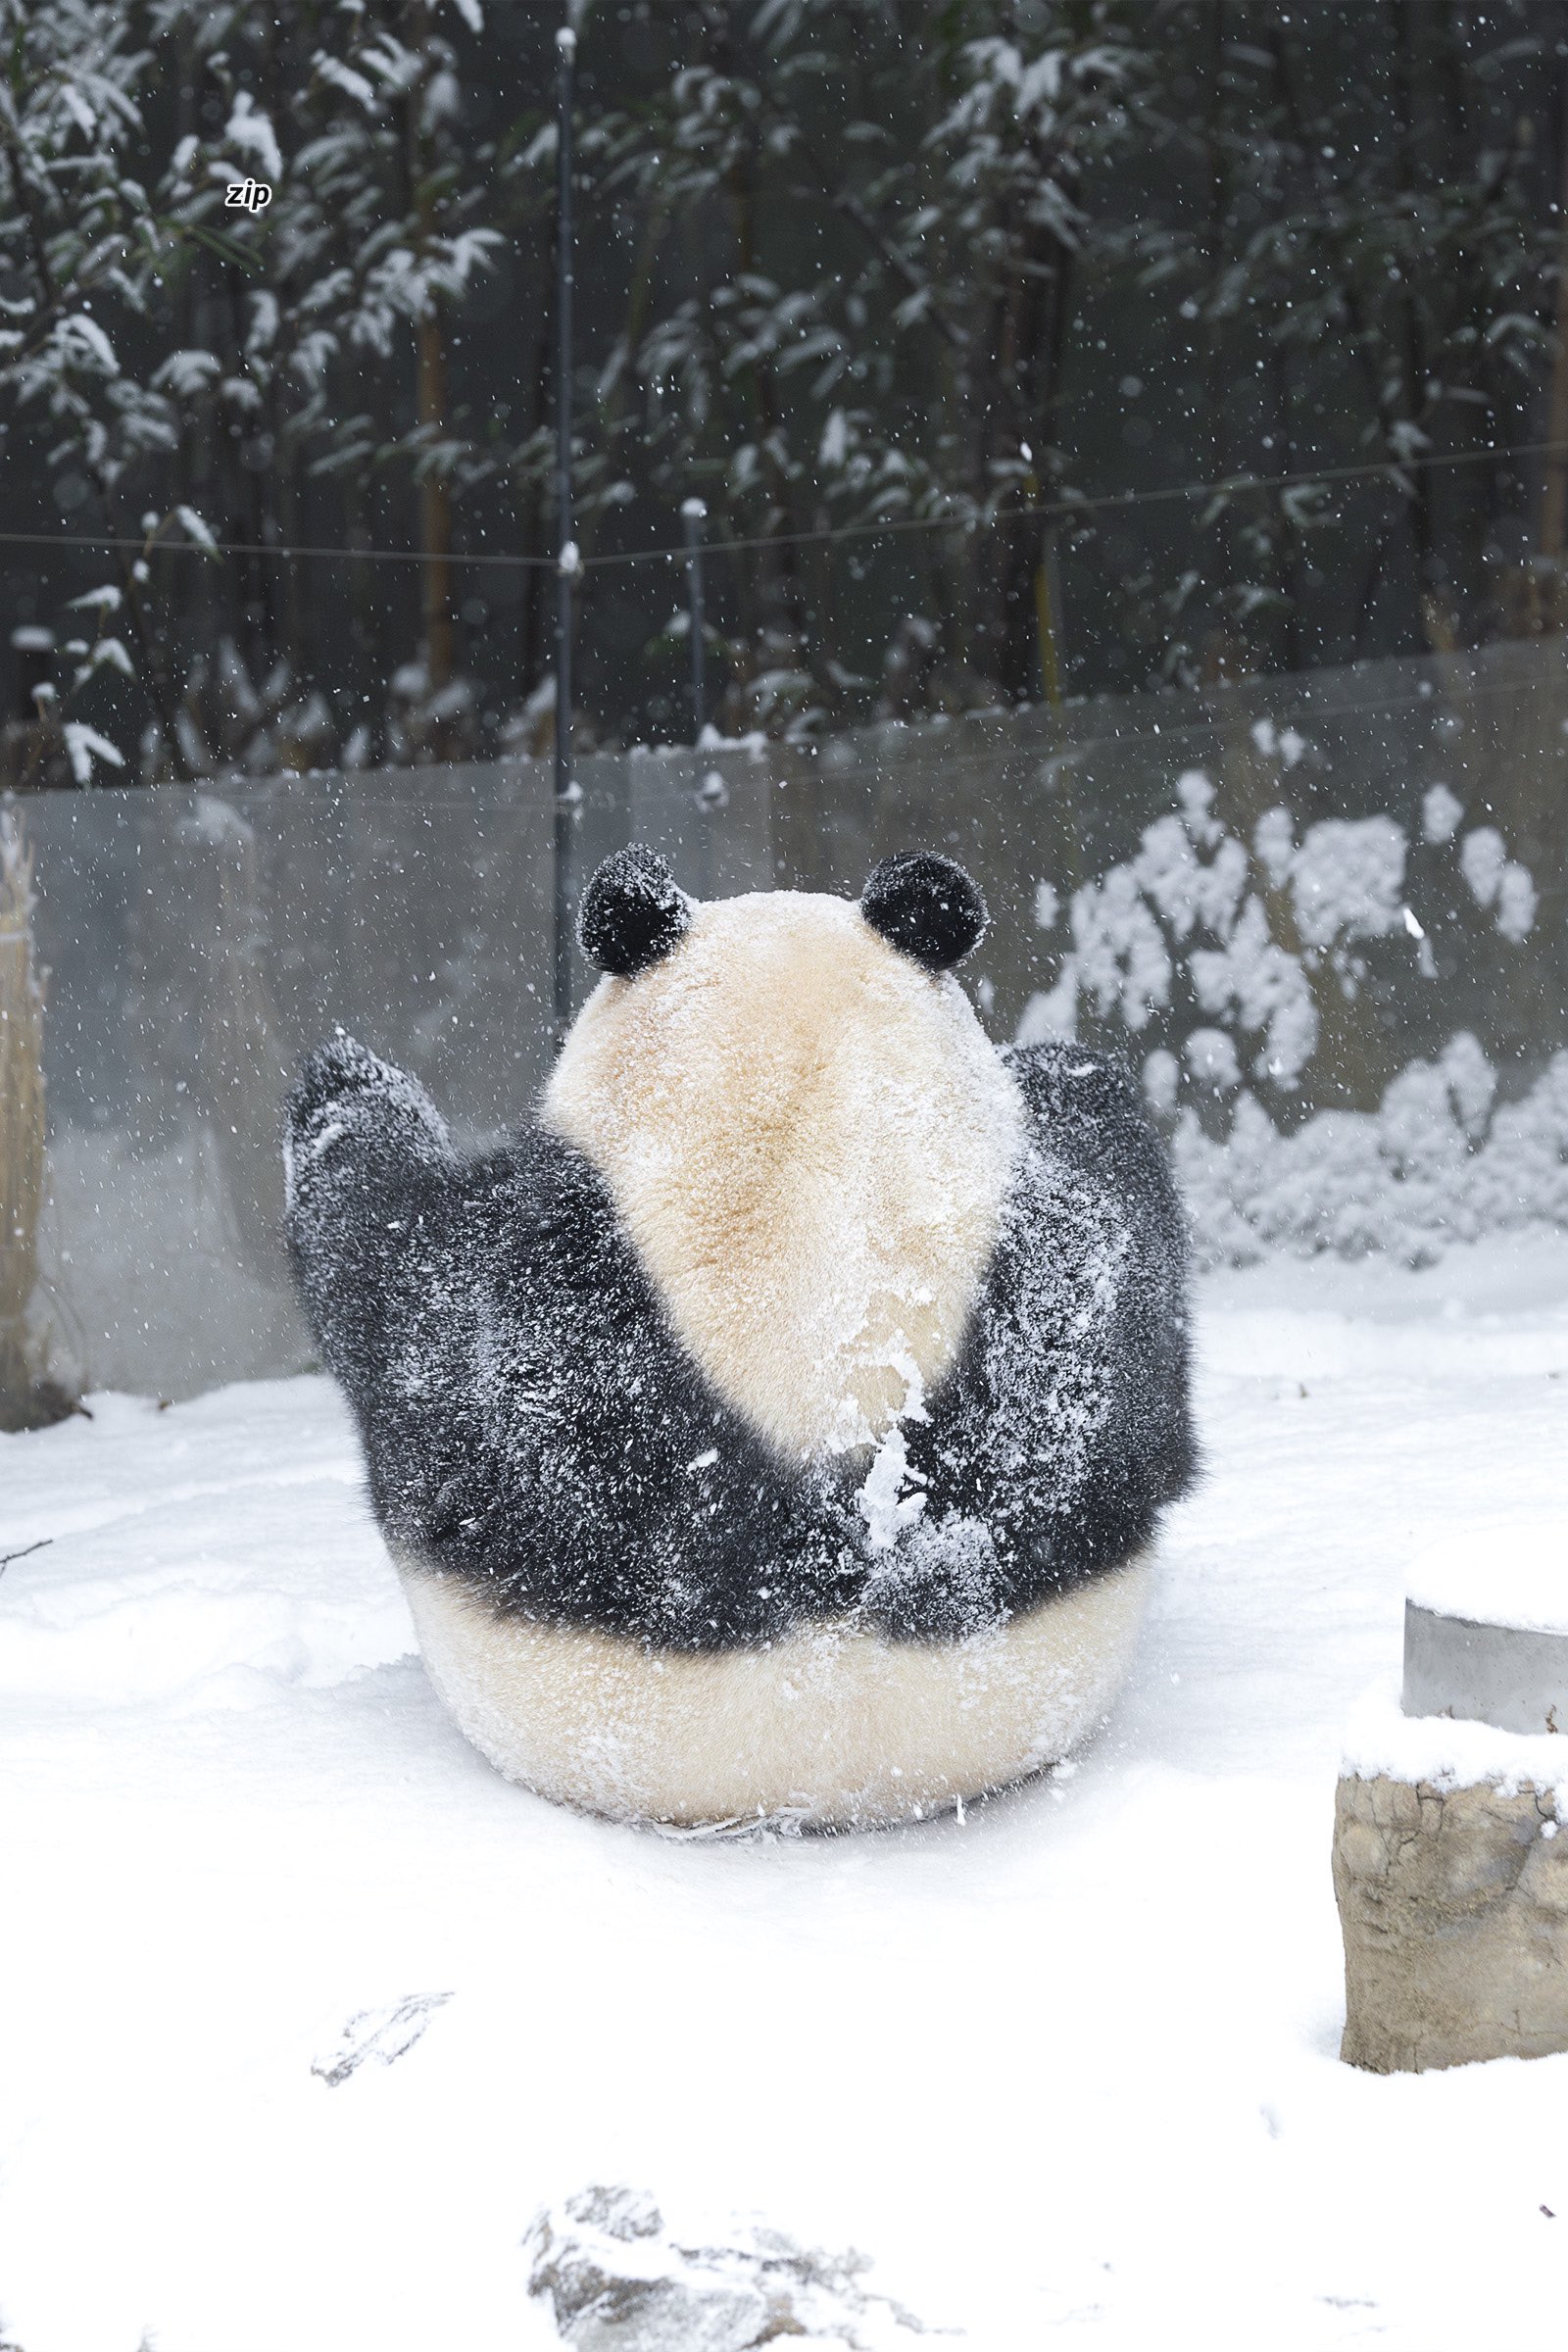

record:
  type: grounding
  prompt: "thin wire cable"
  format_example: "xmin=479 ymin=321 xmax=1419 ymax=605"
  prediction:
xmin=1 ymin=435 xmax=1560 ymax=578
xmin=584 ymin=436 xmax=1568 ymax=571
xmin=0 ymin=527 xmax=552 ymax=571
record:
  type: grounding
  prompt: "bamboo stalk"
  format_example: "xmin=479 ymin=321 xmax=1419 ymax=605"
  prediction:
xmin=1538 ymin=77 xmax=1568 ymax=567
xmin=0 ymin=810 xmax=46 ymax=1420
xmin=417 ymin=304 xmax=455 ymax=692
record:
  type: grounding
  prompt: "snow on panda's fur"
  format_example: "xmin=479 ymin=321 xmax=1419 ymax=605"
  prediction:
xmin=284 ymin=848 xmax=1194 ymax=1828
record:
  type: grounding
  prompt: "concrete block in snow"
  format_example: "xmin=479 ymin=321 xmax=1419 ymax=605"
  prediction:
xmin=1335 ymin=1768 xmax=1568 ymax=2072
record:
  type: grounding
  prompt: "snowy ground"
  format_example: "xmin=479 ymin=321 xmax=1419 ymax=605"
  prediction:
xmin=4 ymin=1235 xmax=1568 ymax=2352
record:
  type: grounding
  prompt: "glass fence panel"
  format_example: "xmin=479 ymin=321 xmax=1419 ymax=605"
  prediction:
xmin=11 ymin=633 xmax=1567 ymax=1396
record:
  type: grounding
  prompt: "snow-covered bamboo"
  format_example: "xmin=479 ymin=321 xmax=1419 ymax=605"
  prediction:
xmin=0 ymin=813 xmax=46 ymax=1424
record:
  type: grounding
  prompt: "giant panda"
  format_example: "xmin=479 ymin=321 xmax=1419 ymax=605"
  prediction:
xmin=284 ymin=847 xmax=1194 ymax=1830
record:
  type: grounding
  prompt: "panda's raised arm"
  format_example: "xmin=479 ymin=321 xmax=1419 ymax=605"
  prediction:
xmin=284 ymin=1035 xmax=457 ymax=1395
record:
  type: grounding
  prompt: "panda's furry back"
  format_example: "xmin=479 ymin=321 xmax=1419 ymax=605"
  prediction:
xmin=284 ymin=1032 xmax=1194 ymax=1654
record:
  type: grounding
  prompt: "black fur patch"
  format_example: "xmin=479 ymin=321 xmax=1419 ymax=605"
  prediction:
xmin=872 ymin=1044 xmax=1197 ymax=1635
xmin=860 ymin=852 xmax=987 ymax=971
xmin=578 ymin=846 xmax=691 ymax=977
xmin=285 ymin=1035 xmax=1194 ymax=1650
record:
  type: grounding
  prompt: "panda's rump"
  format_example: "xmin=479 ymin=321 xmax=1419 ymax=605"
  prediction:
xmin=400 ymin=1552 xmax=1152 ymax=1829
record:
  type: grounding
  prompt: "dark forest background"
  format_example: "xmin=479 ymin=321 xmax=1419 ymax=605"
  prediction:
xmin=2 ymin=0 xmax=1567 ymax=784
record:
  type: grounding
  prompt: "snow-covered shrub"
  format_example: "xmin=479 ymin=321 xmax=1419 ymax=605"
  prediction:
xmin=1022 ymin=762 xmax=1544 ymax=1103
xmin=1172 ymin=1042 xmax=1568 ymax=1267
xmin=1017 ymin=745 xmax=1563 ymax=1262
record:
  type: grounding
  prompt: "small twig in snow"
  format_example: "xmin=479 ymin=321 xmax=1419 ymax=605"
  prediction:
xmin=0 ymin=1537 xmax=52 ymax=1577
xmin=312 ymin=1989 xmax=453 ymax=2086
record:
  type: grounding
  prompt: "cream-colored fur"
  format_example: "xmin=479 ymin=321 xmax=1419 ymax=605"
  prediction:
xmin=401 ymin=1557 xmax=1152 ymax=1830
xmin=542 ymin=892 xmax=1023 ymax=1462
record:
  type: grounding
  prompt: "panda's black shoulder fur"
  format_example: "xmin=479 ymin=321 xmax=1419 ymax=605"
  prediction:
xmin=884 ymin=1035 xmax=1197 ymax=1634
xmin=285 ymin=1030 xmax=1195 ymax=1650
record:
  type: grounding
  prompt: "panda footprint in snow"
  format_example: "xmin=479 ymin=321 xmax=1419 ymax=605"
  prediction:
xmin=284 ymin=849 xmax=1195 ymax=1828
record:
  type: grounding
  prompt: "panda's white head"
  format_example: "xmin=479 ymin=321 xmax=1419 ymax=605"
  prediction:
xmin=542 ymin=850 xmax=1024 ymax=1465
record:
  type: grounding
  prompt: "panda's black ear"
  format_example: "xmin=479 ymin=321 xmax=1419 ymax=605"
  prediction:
xmin=578 ymin=846 xmax=693 ymax=977
xmin=860 ymin=852 xmax=987 ymax=971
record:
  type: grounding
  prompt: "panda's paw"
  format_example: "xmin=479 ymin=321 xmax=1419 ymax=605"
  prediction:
xmin=285 ymin=1033 xmax=452 ymax=1200
xmin=290 ymin=1032 xmax=385 ymax=1123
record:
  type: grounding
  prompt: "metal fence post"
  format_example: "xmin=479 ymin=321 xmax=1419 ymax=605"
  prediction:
xmin=552 ymin=21 xmax=578 ymax=1045
xmin=681 ymin=497 xmax=708 ymax=746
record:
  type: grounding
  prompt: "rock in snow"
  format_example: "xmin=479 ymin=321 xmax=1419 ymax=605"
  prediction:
xmin=524 ymin=2184 xmax=944 ymax=2350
